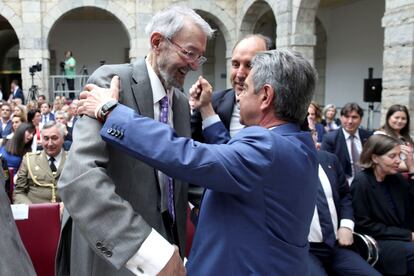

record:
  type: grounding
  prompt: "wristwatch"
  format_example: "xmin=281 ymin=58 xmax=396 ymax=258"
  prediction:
xmin=99 ymin=99 xmax=118 ymax=120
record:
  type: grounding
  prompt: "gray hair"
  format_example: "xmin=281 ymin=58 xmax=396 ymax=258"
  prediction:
xmin=251 ymin=49 xmax=318 ymax=123
xmin=145 ymin=5 xmax=214 ymax=40
xmin=55 ymin=110 xmax=69 ymax=121
xmin=323 ymin=104 xmax=337 ymax=117
xmin=41 ymin=121 xmax=65 ymax=137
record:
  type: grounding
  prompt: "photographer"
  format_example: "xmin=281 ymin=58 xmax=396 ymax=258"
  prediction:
xmin=64 ymin=50 xmax=76 ymax=99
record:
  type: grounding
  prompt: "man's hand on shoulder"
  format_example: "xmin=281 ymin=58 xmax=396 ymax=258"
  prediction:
xmin=157 ymin=245 xmax=186 ymax=276
xmin=77 ymin=75 xmax=120 ymax=120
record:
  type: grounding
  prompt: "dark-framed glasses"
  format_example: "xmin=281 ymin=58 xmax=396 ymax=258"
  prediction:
xmin=166 ymin=38 xmax=207 ymax=65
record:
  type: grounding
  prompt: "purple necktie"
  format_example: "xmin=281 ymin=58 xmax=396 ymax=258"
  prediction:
xmin=159 ymin=96 xmax=175 ymax=222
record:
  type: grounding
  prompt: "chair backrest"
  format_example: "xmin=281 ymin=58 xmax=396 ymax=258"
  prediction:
xmin=14 ymin=203 xmax=61 ymax=276
xmin=352 ymin=232 xmax=379 ymax=266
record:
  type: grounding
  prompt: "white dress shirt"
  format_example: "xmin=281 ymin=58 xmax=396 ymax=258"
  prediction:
xmin=308 ymin=165 xmax=354 ymax=243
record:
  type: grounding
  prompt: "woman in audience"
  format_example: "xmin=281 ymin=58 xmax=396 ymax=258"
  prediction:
xmin=375 ymin=104 xmax=414 ymax=145
xmin=13 ymin=105 xmax=27 ymax=122
xmin=351 ymin=134 xmax=414 ymax=275
xmin=321 ymin=104 xmax=341 ymax=132
xmin=307 ymin=101 xmax=325 ymax=146
xmin=27 ymin=109 xmax=42 ymax=151
xmin=0 ymin=123 xmax=35 ymax=171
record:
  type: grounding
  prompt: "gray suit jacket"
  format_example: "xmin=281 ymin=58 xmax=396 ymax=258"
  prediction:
xmin=56 ymin=59 xmax=190 ymax=275
xmin=0 ymin=169 xmax=36 ymax=276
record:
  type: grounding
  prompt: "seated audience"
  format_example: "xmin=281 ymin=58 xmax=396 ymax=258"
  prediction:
xmin=321 ymin=103 xmax=372 ymax=184
xmin=0 ymin=123 xmax=35 ymax=171
xmin=351 ymin=134 xmax=414 ymax=275
xmin=321 ymin=104 xmax=341 ymax=132
xmin=308 ymin=101 xmax=326 ymax=145
xmin=13 ymin=121 xmax=67 ymax=204
xmin=0 ymin=103 xmax=12 ymax=138
xmin=308 ymin=129 xmax=380 ymax=275
xmin=55 ymin=110 xmax=72 ymax=150
xmin=27 ymin=108 xmax=42 ymax=150
xmin=13 ymin=104 xmax=27 ymax=121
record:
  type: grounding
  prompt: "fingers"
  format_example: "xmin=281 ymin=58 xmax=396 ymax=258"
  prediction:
xmin=199 ymin=76 xmax=212 ymax=93
xmin=110 ymin=75 xmax=120 ymax=100
xmin=84 ymin=83 xmax=99 ymax=91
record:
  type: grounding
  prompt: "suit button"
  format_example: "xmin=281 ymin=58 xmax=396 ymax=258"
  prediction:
xmin=101 ymin=246 xmax=108 ymax=253
xmin=105 ymin=251 xmax=112 ymax=257
xmin=96 ymin=241 xmax=102 ymax=249
xmin=137 ymin=267 xmax=144 ymax=273
xmin=115 ymin=130 xmax=120 ymax=137
xmin=107 ymin=128 xmax=113 ymax=134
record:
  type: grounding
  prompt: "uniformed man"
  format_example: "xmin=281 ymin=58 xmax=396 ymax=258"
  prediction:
xmin=13 ymin=121 xmax=67 ymax=204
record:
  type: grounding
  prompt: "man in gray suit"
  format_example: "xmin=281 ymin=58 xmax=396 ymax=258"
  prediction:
xmin=57 ymin=6 xmax=214 ymax=276
xmin=0 ymin=168 xmax=36 ymax=276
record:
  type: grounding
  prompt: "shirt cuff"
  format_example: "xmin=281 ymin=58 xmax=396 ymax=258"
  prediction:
xmin=340 ymin=219 xmax=355 ymax=232
xmin=202 ymin=114 xmax=220 ymax=129
xmin=125 ymin=228 xmax=174 ymax=275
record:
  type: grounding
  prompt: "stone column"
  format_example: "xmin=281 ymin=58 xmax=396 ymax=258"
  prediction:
xmin=19 ymin=0 xmax=49 ymax=101
xmin=133 ymin=0 xmax=153 ymax=62
xmin=381 ymin=1 xmax=414 ymax=131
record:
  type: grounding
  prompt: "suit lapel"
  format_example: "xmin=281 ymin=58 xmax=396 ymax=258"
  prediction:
xmin=217 ymin=90 xmax=236 ymax=129
xmin=338 ymin=129 xmax=351 ymax=164
xmin=128 ymin=59 xmax=154 ymax=118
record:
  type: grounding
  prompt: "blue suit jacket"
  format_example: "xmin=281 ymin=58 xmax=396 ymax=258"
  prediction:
xmin=0 ymin=121 xmax=12 ymax=138
xmin=191 ymin=88 xmax=235 ymax=142
xmin=13 ymin=88 xmax=24 ymax=103
xmin=101 ymin=104 xmax=319 ymax=275
xmin=317 ymin=150 xmax=353 ymax=225
xmin=320 ymin=127 xmax=372 ymax=177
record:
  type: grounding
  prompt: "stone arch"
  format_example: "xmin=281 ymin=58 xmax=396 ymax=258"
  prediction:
xmin=239 ymin=0 xmax=277 ymax=45
xmin=291 ymin=0 xmax=319 ymax=38
xmin=42 ymin=1 xmax=135 ymax=48
xmin=0 ymin=2 xmax=23 ymax=42
xmin=185 ymin=1 xmax=235 ymax=58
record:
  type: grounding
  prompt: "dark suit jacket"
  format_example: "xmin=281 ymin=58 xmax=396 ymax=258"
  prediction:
xmin=13 ymin=88 xmax=24 ymax=103
xmin=101 ymin=105 xmax=319 ymax=275
xmin=318 ymin=150 xmax=353 ymax=227
xmin=57 ymin=60 xmax=190 ymax=275
xmin=321 ymin=127 xmax=372 ymax=177
xmin=191 ymin=88 xmax=235 ymax=142
xmin=351 ymin=169 xmax=414 ymax=275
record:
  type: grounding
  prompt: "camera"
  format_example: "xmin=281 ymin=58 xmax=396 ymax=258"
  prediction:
xmin=60 ymin=61 xmax=65 ymax=69
xmin=29 ymin=62 xmax=42 ymax=74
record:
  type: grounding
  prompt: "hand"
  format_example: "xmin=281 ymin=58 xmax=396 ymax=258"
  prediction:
xmin=189 ymin=76 xmax=215 ymax=119
xmin=337 ymin=227 xmax=353 ymax=246
xmin=401 ymin=144 xmax=414 ymax=167
xmin=411 ymin=232 xmax=414 ymax=241
xmin=77 ymin=76 xmax=120 ymax=118
xmin=157 ymin=245 xmax=186 ymax=276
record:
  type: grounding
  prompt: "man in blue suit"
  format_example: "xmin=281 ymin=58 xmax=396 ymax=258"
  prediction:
xmin=78 ymin=49 xmax=319 ymax=275
xmin=321 ymin=103 xmax=372 ymax=184
xmin=309 ymin=133 xmax=380 ymax=275
xmin=189 ymin=34 xmax=273 ymax=216
xmin=0 ymin=103 xmax=12 ymax=138
xmin=10 ymin=80 xmax=24 ymax=103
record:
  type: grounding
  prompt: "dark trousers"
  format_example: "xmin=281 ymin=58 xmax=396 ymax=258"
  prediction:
xmin=309 ymin=242 xmax=381 ymax=276
xmin=66 ymin=78 xmax=75 ymax=99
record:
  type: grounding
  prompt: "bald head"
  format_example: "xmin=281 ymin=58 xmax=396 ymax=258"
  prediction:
xmin=230 ymin=35 xmax=270 ymax=95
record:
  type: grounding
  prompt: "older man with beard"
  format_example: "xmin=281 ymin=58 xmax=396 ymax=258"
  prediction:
xmin=57 ymin=6 xmax=214 ymax=276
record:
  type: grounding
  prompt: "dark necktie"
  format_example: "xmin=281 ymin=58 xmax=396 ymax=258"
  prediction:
xmin=159 ymin=96 xmax=175 ymax=222
xmin=316 ymin=179 xmax=336 ymax=247
xmin=49 ymin=157 xmax=57 ymax=173
xmin=350 ymin=135 xmax=361 ymax=176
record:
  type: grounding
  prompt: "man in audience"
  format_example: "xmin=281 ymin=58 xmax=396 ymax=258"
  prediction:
xmin=0 ymin=166 xmax=36 ymax=275
xmin=321 ymin=103 xmax=372 ymax=184
xmin=57 ymin=6 xmax=213 ymax=276
xmin=78 ymin=49 xmax=319 ymax=275
xmin=308 ymin=130 xmax=380 ymax=275
xmin=67 ymin=99 xmax=79 ymax=128
xmin=0 ymin=103 xmax=12 ymax=138
xmin=55 ymin=110 xmax=72 ymax=150
xmin=40 ymin=102 xmax=55 ymax=125
xmin=13 ymin=121 xmax=66 ymax=204
xmin=37 ymin=94 xmax=46 ymax=106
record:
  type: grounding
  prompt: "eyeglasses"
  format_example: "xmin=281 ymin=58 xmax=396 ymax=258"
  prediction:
xmin=166 ymin=38 xmax=207 ymax=65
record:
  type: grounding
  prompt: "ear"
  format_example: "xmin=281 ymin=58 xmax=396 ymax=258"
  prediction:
xmin=260 ymin=84 xmax=275 ymax=111
xmin=372 ymin=154 xmax=379 ymax=165
xmin=150 ymin=32 xmax=164 ymax=53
